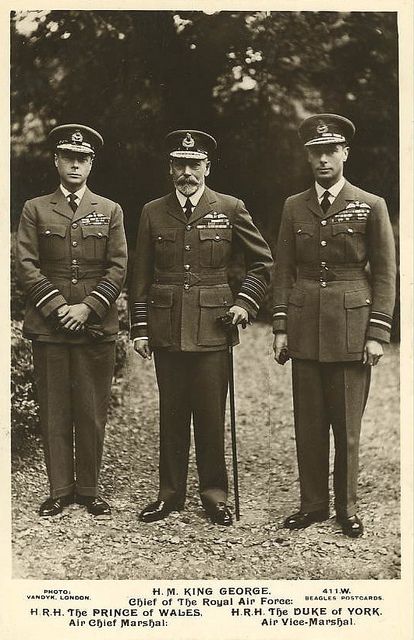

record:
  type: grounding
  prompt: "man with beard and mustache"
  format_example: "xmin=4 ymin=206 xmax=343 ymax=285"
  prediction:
xmin=130 ymin=130 xmax=273 ymax=526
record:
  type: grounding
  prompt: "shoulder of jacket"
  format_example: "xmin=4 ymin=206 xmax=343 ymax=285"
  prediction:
xmin=345 ymin=182 xmax=383 ymax=207
xmin=89 ymin=192 xmax=120 ymax=209
xmin=24 ymin=192 xmax=55 ymax=207
xmin=210 ymin=189 xmax=240 ymax=207
xmin=284 ymin=188 xmax=311 ymax=206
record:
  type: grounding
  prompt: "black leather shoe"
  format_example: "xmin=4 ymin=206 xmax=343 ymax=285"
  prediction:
xmin=337 ymin=514 xmax=363 ymax=538
xmin=139 ymin=500 xmax=182 ymax=523
xmin=284 ymin=508 xmax=329 ymax=530
xmin=207 ymin=502 xmax=233 ymax=526
xmin=76 ymin=495 xmax=111 ymax=517
xmin=39 ymin=495 xmax=73 ymax=517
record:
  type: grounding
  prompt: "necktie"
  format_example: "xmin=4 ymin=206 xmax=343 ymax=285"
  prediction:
xmin=184 ymin=198 xmax=192 ymax=219
xmin=68 ymin=193 xmax=78 ymax=213
xmin=321 ymin=190 xmax=331 ymax=214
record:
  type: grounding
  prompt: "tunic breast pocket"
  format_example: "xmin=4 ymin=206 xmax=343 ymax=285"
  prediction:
xmin=331 ymin=222 xmax=367 ymax=262
xmin=153 ymin=229 xmax=177 ymax=269
xmin=199 ymin=228 xmax=232 ymax=268
xmin=294 ymin=222 xmax=317 ymax=262
xmin=81 ymin=226 xmax=109 ymax=260
xmin=38 ymin=224 xmax=68 ymax=261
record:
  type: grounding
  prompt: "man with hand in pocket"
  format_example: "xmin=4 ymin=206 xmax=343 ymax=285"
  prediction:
xmin=130 ymin=129 xmax=272 ymax=526
xmin=272 ymin=114 xmax=396 ymax=537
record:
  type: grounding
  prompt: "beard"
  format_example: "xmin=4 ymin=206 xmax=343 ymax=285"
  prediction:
xmin=174 ymin=176 xmax=201 ymax=197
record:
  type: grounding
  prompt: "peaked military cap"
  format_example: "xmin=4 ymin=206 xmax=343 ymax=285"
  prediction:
xmin=299 ymin=114 xmax=355 ymax=147
xmin=166 ymin=129 xmax=217 ymax=160
xmin=49 ymin=124 xmax=104 ymax=155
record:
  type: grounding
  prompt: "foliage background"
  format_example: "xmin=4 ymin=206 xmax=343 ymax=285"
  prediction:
xmin=10 ymin=10 xmax=400 ymax=436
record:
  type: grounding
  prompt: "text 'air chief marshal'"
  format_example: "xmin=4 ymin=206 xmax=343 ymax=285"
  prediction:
xmin=130 ymin=130 xmax=273 ymax=526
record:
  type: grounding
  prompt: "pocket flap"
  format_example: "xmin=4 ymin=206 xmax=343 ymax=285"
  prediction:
xmin=332 ymin=222 xmax=367 ymax=236
xmin=294 ymin=222 xmax=314 ymax=237
xmin=81 ymin=226 xmax=109 ymax=239
xmin=153 ymin=229 xmax=177 ymax=243
xmin=39 ymin=224 xmax=67 ymax=238
xmin=150 ymin=288 xmax=173 ymax=308
xmin=288 ymin=288 xmax=305 ymax=307
xmin=199 ymin=228 xmax=231 ymax=242
xmin=344 ymin=290 xmax=372 ymax=309
xmin=199 ymin=288 xmax=231 ymax=308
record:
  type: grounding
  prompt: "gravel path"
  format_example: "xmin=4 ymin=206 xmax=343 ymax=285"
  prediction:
xmin=12 ymin=324 xmax=400 ymax=580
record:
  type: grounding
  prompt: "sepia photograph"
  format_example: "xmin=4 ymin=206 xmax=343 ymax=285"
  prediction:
xmin=3 ymin=3 xmax=413 ymax=639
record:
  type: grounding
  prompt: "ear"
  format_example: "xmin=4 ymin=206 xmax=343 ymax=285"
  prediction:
xmin=343 ymin=145 xmax=350 ymax=163
xmin=204 ymin=160 xmax=211 ymax=177
xmin=53 ymin=153 xmax=58 ymax=168
xmin=169 ymin=159 xmax=173 ymax=175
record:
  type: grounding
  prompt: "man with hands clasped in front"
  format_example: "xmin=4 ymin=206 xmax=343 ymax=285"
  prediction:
xmin=272 ymin=114 xmax=396 ymax=537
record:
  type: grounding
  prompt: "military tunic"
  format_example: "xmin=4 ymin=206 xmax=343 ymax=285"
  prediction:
xmin=16 ymin=187 xmax=127 ymax=498
xmin=273 ymin=179 xmax=396 ymax=516
xmin=130 ymin=186 xmax=273 ymax=508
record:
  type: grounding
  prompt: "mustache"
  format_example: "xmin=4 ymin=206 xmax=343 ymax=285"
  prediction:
xmin=176 ymin=176 xmax=199 ymax=185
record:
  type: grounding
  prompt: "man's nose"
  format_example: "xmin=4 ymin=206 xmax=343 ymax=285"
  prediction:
xmin=183 ymin=165 xmax=192 ymax=175
xmin=71 ymin=158 xmax=80 ymax=167
xmin=319 ymin=153 xmax=328 ymax=163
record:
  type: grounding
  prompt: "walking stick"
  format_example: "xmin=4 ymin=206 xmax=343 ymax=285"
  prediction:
xmin=218 ymin=313 xmax=242 ymax=521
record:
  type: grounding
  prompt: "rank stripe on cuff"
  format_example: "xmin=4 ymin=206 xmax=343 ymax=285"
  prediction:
xmin=273 ymin=311 xmax=287 ymax=318
xmin=238 ymin=275 xmax=267 ymax=311
xmin=29 ymin=278 xmax=62 ymax=308
xmin=237 ymin=292 xmax=260 ymax=311
xmin=131 ymin=322 xmax=148 ymax=328
xmin=369 ymin=312 xmax=393 ymax=331
xmin=90 ymin=279 xmax=120 ymax=307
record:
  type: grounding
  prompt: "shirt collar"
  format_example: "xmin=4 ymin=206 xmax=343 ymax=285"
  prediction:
xmin=315 ymin=176 xmax=345 ymax=201
xmin=60 ymin=183 xmax=87 ymax=201
xmin=175 ymin=185 xmax=205 ymax=209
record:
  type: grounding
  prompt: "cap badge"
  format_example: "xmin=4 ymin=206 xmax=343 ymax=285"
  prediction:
xmin=316 ymin=122 xmax=329 ymax=134
xmin=71 ymin=131 xmax=83 ymax=144
xmin=182 ymin=133 xmax=195 ymax=149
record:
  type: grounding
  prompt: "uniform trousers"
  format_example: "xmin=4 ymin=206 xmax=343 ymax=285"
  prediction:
xmin=154 ymin=350 xmax=229 ymax=509
xmin=32 ymin=341 xmax=116 ymax=499
xmin=291 ymin=359 xmax=371 ymax=518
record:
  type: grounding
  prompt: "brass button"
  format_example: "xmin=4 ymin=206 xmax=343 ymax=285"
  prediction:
xmin=321 ymin=240 xmax=327 ymax=247
xmin=157 ymin=235 xmax=162 ymax=241
xmin=72 ymin=223 xmax=78 ymax=229
xmin=215 ymin=234 xmax=220 ymax=241
xmin=321 ymin=282 xmax=327 ymax=288
xmin=72 ymin=241 xmax=78 ymax=247
xmin=185 ymin=244 xmax=191 ymax=251
xmin=71 ymin=278 xmax=78 ymax=285
xmin=297 ymin=229 xmax=302 ymax=234
xmin=321 ymin=220 xmax=327 ymax=226
xmin=72 ymin=259 xmax=78 ymax=265
xmin=97 ymin=232 xmax=103 ymax=238
xmin=184 ymin=284 xmax=190 ymax=290
xmin=320 ymin=261 xmax=326 ymax=267
xmin=150 ymin=300 xmax=154 ymax=304
xmin=366 ymin=298 xmax=371 ymax=304
xmin=186 ymin=225 xmax=191 ymax=231
xmin=45 ymin=230 xmax=51 ymax=235
xmin=184 ymin=264 xmax=190 ymax=271
xmin=348 ymin=228 xmax=354 ymax=234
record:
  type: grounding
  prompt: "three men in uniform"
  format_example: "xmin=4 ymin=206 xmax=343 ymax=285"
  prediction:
xmin=16 ymin=124 xmax=127 ymax=517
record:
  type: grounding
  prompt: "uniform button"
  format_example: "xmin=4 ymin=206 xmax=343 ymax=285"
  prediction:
xmin=72 ymin=259 xmax=78 ymax=264
xmin=72 ymin=241 xmax=78 ymax=247
xmin=184 ymin=284 xmax=190 ymax=290
xmin=72 ymin=223 xmax=78 ymax=229
xmin=321 ymin=220 xmax=327 ymax=226
xmin=215 ymin=234 xmax=220 ymax=241
xmin=297 ymin=229 xmax=302 ymax=234
xmin=186 ymin=225 xmax=191 ymax=231
xmin=320 ymin=261 xmax=326 ymax=267
xmin=97 ymin=232 xmax=103 ymax=238
xmin=184 ymin=264 xmax=190 ymax=271
xmin=366 ymin=298 xmax=371 ymax=304
xmin=347 ymin=228 xmax=354 ymax=234
xmin=45 ymin=230 xmax=51 ymax=235
xmin=185 ymin=244 xmax=191 ymax=251
xmin=157 ymin=235 xmax=162 ymax=241
xmin=321 ymin=282 xmax=327 ymax=288
xmin=321 ymin=240 xmax=327 ymax=247
xmin=71 ymin=278 xmax=78 ymax=285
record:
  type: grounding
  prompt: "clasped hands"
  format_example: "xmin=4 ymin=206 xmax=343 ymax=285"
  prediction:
xmin=134 ymin=305 xmax=249 ymax=360
xmin=273 ymin=333 xmax=384 ymax=367
xmin=56 ymin=303 xmax=91 ymax=332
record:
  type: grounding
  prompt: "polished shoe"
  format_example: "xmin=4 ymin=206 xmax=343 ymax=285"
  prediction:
xmin=284 ymin=508 xmax=329 ymax=530
xmin=139 ymin=499 xmax=182 ymax=523
xmin=39 ymin=494 xmax=73 ymax=517
xmin=337 ymin=514 xmax=364 ymax=538
xmin=76 ymin=495 xmax=111 ymax=517
xmin=207 ymin=502 xmax=233 ymax=526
